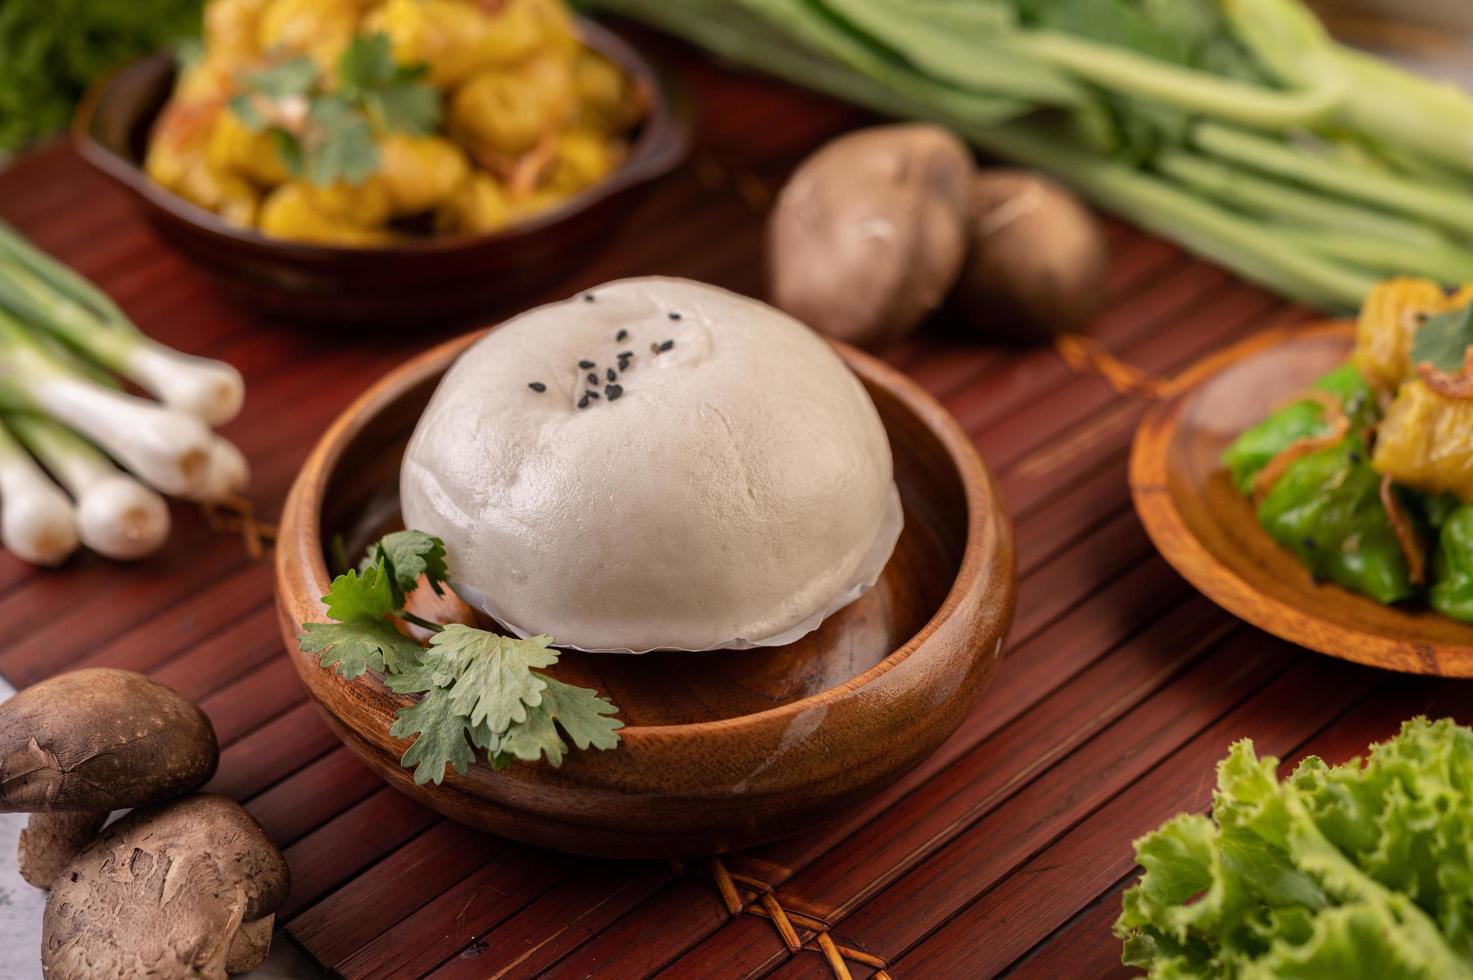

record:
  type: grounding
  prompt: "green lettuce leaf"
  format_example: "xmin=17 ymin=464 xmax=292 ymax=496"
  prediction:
xmin=1117 ymin=719 xmax=1473 ymax=978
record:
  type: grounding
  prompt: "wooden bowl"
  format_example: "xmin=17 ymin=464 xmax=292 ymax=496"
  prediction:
xmin=72 ymin=21 xmax=692 ymax=327
xmin=1131 ymin=320 xmax=1473 ymax=676
xmin=274 ymin=330 xmax=1015 ymax=857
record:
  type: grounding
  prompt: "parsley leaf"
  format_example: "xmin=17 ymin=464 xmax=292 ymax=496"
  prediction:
xmin=228 ymin=32 xmax=438 ymax=186
xmin=237 ymin=56 xmax=318 ymax=99
xmin=339 ymin=33 xmax=442 ymax=136
xmin=305 ymin=93 xmax=380 ymax=186
xmin=495 ymin=679 xmax=623 ymax=767
xmin=302 ymin=529 xmax=623 ymax=784
xmin=300 ymin=618 xmax=424 ymax=680
xmin=361 ymin=529 xmax=448 ymax=603
xmin=322 ymin=562 xmax=396 ymax=621
xmin=1412 ymin=302 xmax=1473 ymax=374
xmin=299 ymin=561 xmax=424 ymax=679
xmin=390 ymin=686 xmax=478 ymax=784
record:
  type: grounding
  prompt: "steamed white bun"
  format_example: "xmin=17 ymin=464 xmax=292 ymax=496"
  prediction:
xmin=400 ymin=277 xmax=902 ymax=652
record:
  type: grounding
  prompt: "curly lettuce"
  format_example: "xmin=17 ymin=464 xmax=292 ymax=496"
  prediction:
xmin=1116 ymin=718 xmax=1473 ymax=979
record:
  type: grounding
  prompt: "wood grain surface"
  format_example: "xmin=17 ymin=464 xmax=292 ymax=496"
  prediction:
xmin=2 ymin=26 xmax=1471 ymax=979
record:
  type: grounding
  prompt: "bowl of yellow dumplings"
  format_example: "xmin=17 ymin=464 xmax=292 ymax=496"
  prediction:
xmin=73 ymin=0 xmax=691 ymax=324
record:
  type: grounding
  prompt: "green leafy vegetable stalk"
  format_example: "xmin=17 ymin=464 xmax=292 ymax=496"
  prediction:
xmin=299 ymin=529 xmax=623 ymax=784
xmin=1116 ymin=718 xmax=1473 ymax=979
xmin=230 ymin=33 xmax=441 ymax=186
xmin=588 ymin=0 xmax=1473 ymax=309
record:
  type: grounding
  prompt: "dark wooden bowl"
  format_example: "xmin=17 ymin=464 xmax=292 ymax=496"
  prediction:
xmin=274 ymin=329 xmax=1015 ymax=857
xmin=71 ymin=21 xmax=693 ymax=327
xmin=1131 ymin=320 xmax=1473 ymax=676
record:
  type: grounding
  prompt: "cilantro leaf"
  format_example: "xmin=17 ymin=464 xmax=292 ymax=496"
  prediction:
xmin=361 ymin=530 xmax=448 ymax=602
xmin=538 ymin=677 xmax=624 ymax=752
xmin=496 ymin=679 xmax=623 ymax=766
xmin=305 ymin=93 xmax=380 ymax=186
xmin=300 ymin=560 xmax=423 ymax=678
xmin=428 ymin=627 xmax=557 ymax=732
xmin=339 ymin=33 xmax=441 ymax=137
xmin=391 ymin=686 xmax=477 ymax=784
xmin=1412 ymin=303 xmax=1473 ymax=374
xmin=300 ymin=618 xmax=424 ymax=680
xmin=238 ymin=56 xmax=318 ymax=100
xmin=321 ymin=562 xmax=397 ymax=621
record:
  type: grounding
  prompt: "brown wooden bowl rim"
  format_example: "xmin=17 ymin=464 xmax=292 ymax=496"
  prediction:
xmin=70 ymin=18 xmax=694 ymax=260
xmin=277 ymin=326 xmax=1007 ymax=737
xmin=1129 ymin=318 xmax=1473 ymax=677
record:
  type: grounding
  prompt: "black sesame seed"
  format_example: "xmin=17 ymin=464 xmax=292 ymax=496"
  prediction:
xmin=578 ymin=395 xmax=590 ymax=409
xmin=1416 ymin=312 xmax=1430 ymax=323
xmin=583 ymin=293 xmax=596 ymax=303
xmin=587 ymin=372 xmax=599 ymax=385
xmin=606 ymin=367 xmax=617 ymax=382
xmin=668 ymin=311 xmax=682 ymax=320
xmin=658 ymin=339 xmax=675 ymax=352
xmin=605 ymin=383 xmax=623 ymax=400
xmin=586 ymin=389 xmax=600 ymax=400
xmin=527 ymin=382 xmax=546 ymax=392
xmin=579 ymin=360 xmax=595 ymax=369
xmin=616 ymin=329 xmax=628 ymax=341
xmin=618 ymin=350 xmax=633 ymax=358
xmin=1349 ymin=452 xmax=1362 ymax=464
xmin=1446 ymin=283 xmax=1462 ymax=297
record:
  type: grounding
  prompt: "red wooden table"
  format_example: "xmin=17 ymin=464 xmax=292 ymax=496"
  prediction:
xmin=2 ymin=29 xmax=1469 ymax=980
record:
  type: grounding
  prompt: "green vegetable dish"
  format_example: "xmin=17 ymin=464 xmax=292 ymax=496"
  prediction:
xmin=1116 ymin=717 xmax=1473 ymax=979
xmin=1221 ymin=277 xmax=1473 ymax=623
xmin=299 ymin=528 xmax=624 ymax=785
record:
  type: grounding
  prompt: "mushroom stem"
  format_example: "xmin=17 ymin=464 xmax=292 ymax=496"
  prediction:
xmin=17 ymin=810 xmax=106 ymax=888
xmin=225 ymin=914 xmax=274 ymax=974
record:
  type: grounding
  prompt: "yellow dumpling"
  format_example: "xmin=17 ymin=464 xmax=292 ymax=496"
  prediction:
xmin=1353 ymin=278 xmax=1473 ymax=391
xmin=542 ymin=129 xmax=619 ymax=197
xmin=572 ymin=49 xmax=638 ymax=134
xmin=364 ymin=0 xmax=547 ymax=90
xmin=1373 ymin=379 xmax=1473 ymax=501
xmin=451 ymin=55 xmax=574 ymax=160
xmin=378 ymin=134 xmax=471 ymax=214
xmin=206 ymin=112 xmax=291 ymax=187
xmin=257 ymin=0 xmax=360 ymax=74
xmin=204 ymin=0 xmax=272 ymax=64
xmin=259 ymin=184 xmax=395 ymax=246
xmin=300 ymin=179 xmax=393 ymax=228
xmin=435 ymin=172 xmax=511 ymax=235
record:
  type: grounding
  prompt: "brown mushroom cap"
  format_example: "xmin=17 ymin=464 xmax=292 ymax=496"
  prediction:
xmin=767 ymin=123 xmax=972 ymax=349
xmin=42 ymin=794 xmax=290 ymax=979
xmin=0 ymin=668 xmax=218 ymax=813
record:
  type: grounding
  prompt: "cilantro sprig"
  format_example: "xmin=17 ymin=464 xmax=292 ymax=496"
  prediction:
xmin=299 ymin=530 xmax=623 ymax=784
xmin=229 ymin=33 xmax=441 ymax=186
xmin=1412 ymin=301 xmax=1473 ymax=375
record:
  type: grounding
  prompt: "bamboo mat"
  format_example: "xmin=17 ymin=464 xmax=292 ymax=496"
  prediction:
xmin=0 ymin=30 xmax=1468 ymax=979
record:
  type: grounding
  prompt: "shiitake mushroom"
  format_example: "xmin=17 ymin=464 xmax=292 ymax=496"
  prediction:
xmin=954 ymin=169 xmax=1108 ymax=344
xmin=767 ymin=124 xmax=972 ymax=350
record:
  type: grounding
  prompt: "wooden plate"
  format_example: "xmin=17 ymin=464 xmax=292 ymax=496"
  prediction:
xmin=275 ymin=330 xmax=1015 ymax=857
xmin=1131 ymin=320 xmax=1473 ymax=676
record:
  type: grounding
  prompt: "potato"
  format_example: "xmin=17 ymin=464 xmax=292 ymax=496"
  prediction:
xmin=954 ymin=170 xmax=1107 ymax=343
xmin=766 ymin=123 xmax=971 ymax=349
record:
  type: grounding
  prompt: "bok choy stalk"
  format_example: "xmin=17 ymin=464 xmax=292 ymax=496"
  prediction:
xmin=0 ymin=309 xmax=215 ymax=498
xmin=0 ymin=418 xmax=77 ymax=566
xmin=0 ymin=219 xmax=244 ymax=425
xmin=7 ymin=415 xmax=171 ymax=561
xmin=590 ymin=0 xmax=1473 ymax=309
